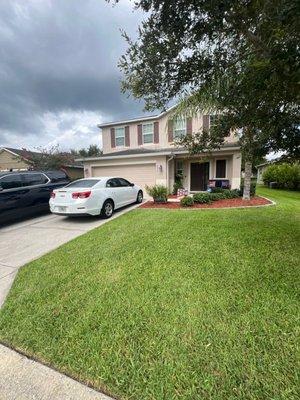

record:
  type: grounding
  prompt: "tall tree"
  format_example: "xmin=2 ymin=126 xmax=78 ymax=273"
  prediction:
xmin=116 ymin=0 xmax=300 ymax=199
xmin=24 ymin=145 xmax=75 ymax=171
xmin=71 ymin=144 xmax=102 ymax=158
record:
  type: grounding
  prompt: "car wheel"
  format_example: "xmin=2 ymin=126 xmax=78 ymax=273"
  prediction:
xmin=101 ymin=199 xmax=114 ymax=218
xmin=136 ymin=190 xmax=143 ymax=204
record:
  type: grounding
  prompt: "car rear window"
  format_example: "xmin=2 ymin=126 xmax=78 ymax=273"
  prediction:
xmin=66 ymin=179 xmax=100 ymax=188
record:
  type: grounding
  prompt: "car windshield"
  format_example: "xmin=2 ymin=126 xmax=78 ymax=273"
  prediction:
xmin=65 ymin=179 xmax=100 ymax=188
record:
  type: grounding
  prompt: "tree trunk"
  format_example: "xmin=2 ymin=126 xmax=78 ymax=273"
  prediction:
xmin=243 ymin=160 xmax=252 ymax=200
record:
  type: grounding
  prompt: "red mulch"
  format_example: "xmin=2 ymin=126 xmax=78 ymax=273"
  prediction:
xmin=141 ymin=196 xmax=272 ymax=209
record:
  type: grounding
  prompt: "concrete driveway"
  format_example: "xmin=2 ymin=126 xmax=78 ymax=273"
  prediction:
xmin=0 ymin=204 xmax=139 ymax=307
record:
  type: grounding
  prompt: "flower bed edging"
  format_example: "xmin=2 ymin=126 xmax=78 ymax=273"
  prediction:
xmin=140 ymin=196 xmax=276 ymax=210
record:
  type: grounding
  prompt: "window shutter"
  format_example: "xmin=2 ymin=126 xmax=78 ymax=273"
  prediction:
xmin=125 ymin=126 xmax=130 ymax=147
xmin=203 ymin=115 xmax=210 ymax=132
xmin=110 ymin=128 xmax=115 ymax=148
xmin=137 ymin=124 xmax=143 ymax=145
xmin=186 ymin=117 xmax=192 ymax=135
xmin=154 ymin=121 xmax=159 ymax=143
xmin=168 ymin=119 xmax=173 ymax=142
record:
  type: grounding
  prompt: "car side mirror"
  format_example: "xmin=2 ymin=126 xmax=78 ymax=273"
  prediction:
xmin=129 ymin=182 xmax=134 ymax=187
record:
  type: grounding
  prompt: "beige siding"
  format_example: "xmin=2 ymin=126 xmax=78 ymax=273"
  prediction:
xmin=101 ymin=111 xmax=238 ymax=155
xmin=0 ymin=149 xmax=29 ymax=171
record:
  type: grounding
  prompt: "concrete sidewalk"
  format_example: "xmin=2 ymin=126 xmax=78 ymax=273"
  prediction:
xmin=0 ymin=204 xmax=139 ymax=307
xmin=0 ymin=344 xmax=114 ymax=400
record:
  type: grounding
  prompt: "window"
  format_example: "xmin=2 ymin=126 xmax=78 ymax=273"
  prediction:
xmin=0 ymin=174 xmax=23 ymax=189
xmin=106 ymin=179 xmax=119 ymax=188
xmin=175 ymin=160 xmax=184 ymax=177
xmin=66 ymin=179 xmax=100 ymax=188
xmin=142 ymin=123 xmax=154 ymax=144
xmin=46 ymin=171 xmax=68 ymax=182
xmin=22 ymin=173 xmax=48 ymax=186
xmin=115 ymin=127 xmax=125 ymax=147
xmin=117 ymin=178 xmax=131 ymax=187
xmin=216 ymin=160 xmax=226 ymax=178
xmin=173 ymin=117 xmax=186 ymax=139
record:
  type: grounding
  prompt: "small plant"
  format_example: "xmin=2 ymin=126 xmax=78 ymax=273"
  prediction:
xmin=180 ymin=196 xmax=194 ymax=207
xmin=145 ymin=185 xmax=168 ymax=203
xmin=193 ymin=193 xmax=212 ymax=204
xmin=173 ymin=172 xmax=184 ymax=195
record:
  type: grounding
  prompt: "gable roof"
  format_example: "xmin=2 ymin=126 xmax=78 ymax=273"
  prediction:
xmin=0 ymin=147 xmax=42 ymax=161
xmin=98 ymin=105 xmax=177 ymax=129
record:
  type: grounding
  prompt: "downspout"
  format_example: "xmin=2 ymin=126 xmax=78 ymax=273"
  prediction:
xmin=167 ymin=153 xmax=175 ymax=193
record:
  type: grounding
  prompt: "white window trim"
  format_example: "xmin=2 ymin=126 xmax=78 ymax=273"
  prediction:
xmin=142 ymin=122 xmax=154 ymax=144
xmin=115 ymin=126 xmax=125 ymax=147
xmin=173 ymin=117 xmax=186 ymax=139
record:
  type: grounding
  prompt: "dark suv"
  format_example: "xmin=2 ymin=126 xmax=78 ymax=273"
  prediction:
xmin=0 ymin=170 xmax=70 ymax=224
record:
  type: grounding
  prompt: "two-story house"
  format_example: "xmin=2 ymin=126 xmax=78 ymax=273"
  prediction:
xmin=80 ymin=107 xmax=242 ymax=193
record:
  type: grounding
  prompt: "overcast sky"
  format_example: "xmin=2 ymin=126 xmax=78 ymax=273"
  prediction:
xmin=0 ymin=0 xmax=151 ymax=151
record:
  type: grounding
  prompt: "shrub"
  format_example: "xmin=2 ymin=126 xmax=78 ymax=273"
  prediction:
xmin=172 ymin=181 xmax=183 ymax=195
xmin=145 ymin=185 xmax=168 ymax=203
xmin=262 ymin=163 xmax=300 ymax=190
xmin=209 ymin=192 xmax=226 ymax=201
xmin=210 ymin=187 xmax=225 ymax=193
xmin=193 ymin=193 xmax=212 ymax=204
xmin=172 ymin=173 xmax=184 ymax=195
xmin=180 ymin=196 xmax=194 ymax=207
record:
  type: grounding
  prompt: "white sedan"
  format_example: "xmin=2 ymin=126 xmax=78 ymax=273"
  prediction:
xmin=49 ymin=177 xmax=143 ymax=218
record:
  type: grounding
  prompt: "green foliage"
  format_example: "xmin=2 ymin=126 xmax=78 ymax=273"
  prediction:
xmin=145 ymin=184 xmax=168 ymax=203
xmin=210 ymin=189 xmax=241 ymax=199
xmin=117 ymin=0 xmax=300 ymax=201
xmin=172 ymin=173 xmax=183 ymax=195
xmin=71 ymin=144 xmax=102 ymax=158
xmin=209 ymin=192 xmax=226 ymax=201
xmin=180 ymin=196 xmax=194 ymax=207
xmin=262 ymin=163 xmax=300 ymax=190
xmin=193 ymin=193 xmax=212 ymax=204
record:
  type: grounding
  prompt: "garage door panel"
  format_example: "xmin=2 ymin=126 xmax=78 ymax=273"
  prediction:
xmin=91 ymin=164 xmax=156 ymax=191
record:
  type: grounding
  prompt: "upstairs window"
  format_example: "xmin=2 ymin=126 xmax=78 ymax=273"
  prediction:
xmin=173 ymin=117 xmax=186 ymax=139
xmin=142 ymin=123 xmax=154 ymax=144
xmin=115 ymin=127 xmax=125 ymax=147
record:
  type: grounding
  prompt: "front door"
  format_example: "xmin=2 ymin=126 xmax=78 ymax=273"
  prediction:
xmin=190 ymin=162 xmax=209 ymax=191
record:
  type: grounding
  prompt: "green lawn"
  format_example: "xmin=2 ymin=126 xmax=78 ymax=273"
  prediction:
xmin=0 ymin=188 xmax=299 ymax=400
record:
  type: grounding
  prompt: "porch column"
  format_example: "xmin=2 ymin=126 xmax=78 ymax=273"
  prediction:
xmin=231 ymin=152 xmax=242 ymax=189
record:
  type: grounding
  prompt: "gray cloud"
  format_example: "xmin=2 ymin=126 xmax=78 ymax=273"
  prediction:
xmin=0 ymin=0 xmax=148 ymax=150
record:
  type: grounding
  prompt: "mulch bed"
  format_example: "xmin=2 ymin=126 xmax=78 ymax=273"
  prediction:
xmin=141 ymin=196 xmax=272 ymax=209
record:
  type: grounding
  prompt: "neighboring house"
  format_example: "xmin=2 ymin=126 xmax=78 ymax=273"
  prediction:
xmin=256 ymin=160 xmax=280 ymax=184
xmin=78 ymin=107 xmax=242 ymax=193
xmin=0 ymin=147 xmax=36 ymax=171
xmin=0 ymin=147 xmax=83 ymax=179
xmin=62 ymin=164 xmax=84 ymax=180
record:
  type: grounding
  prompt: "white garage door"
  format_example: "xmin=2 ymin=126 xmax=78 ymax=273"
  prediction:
xmin=91 ymin=163 xmax=156 ymax=192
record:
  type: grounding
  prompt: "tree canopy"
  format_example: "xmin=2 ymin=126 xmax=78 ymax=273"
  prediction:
xmin=118 ymin=0 xmax=300 ymax=197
